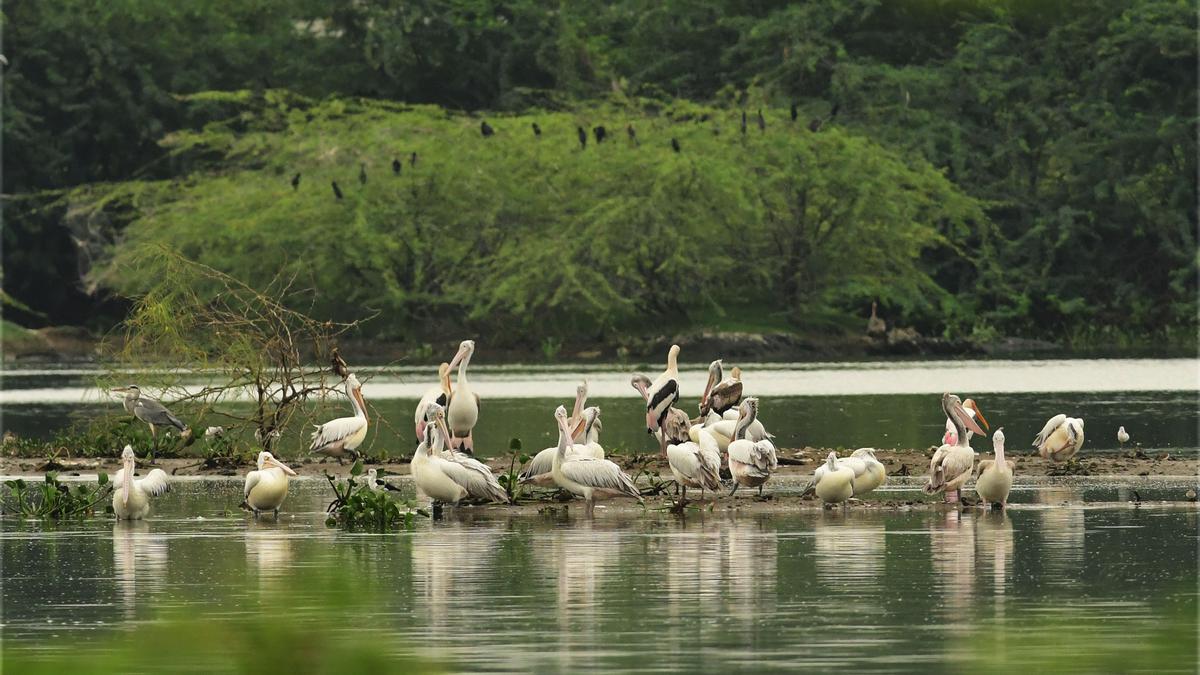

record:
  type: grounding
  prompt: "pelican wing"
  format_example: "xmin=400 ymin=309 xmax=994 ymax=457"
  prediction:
xmin=646 ymin=378 xmax=679 ymax=427
xmin=441 ymin=455 xmax=509 ymax=503
xmin=696 ymin=429 xmax=722 ymax=474
xmin=243 ymin=469 xmax=263 ymax=498
xmin=668 ymin=442 xmax=721 ymax=491
xmin=729 ymin=438 xmax=777 ymax=473
xmin=137 ymin=468 xmax=170 ymax=497
xmin=1032 ymin=414 xmax=1067 ymax=448
xmin=519 ymin=447 xmax=557 ymax=482
xmin=975 ymin=459 xmax=995 ymax=479
xmin=939 ymin=449 xmax=974 ymax=486
xmin=560 ymin=458 xmax=640 ymax=497
xmin=707 ymin=380 xmax=743 ymax=414
xmin=310 ymin=415 xmax=366 ymax=451
xmin=133 ymin=398 xmax=186 ymax=431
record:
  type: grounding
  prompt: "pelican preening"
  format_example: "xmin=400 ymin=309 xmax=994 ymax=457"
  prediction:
xmin=111 ymin=385 xmax=187 ymax=439
xmin=726 ymin=398 xmax=778 ymax=497
xmin=411 ymin=403 xmax=509 ymax=505
xmin=664 ymin=407 xmax=722 ymax=507
xmin=975 ymin=428 xmax=1014 ymax=508
xmin=243 ymin=450 xmax=298 ymax=518
xmin=925 ymin=393 xmax=986 ymax=504
xmin=699 ymin=360 xmax=743 ymax=416
xmin=520 ymin=402 xmax=602 ymax=487
xmin=800 ymin=448 xmax=885 ymax=503
xmin=309 ymin=373 xmax=369 ymax=464
xmin=1032 ymin=414 xmax=1086 ymax=463
xmin=814 ymin=452 xmax=856 ymax=504
xmin=550 ymin=405 xmax=642 ymax=515
xmin=112 ymin=445 xmax=170 ymax=520
xmin=446 ymin=340 xmax=480 ymax=453
xmin=415 ymin=362 xmax=452 ymax=441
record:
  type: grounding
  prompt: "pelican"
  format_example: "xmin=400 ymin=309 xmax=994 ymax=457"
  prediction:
xmin=436 ymin=410 xmax=511 ymax=505
xmin=1032 ymin=414 xmax=1085 ymax=463
xmin=309 ymin=373 xmax=368 ymax=464
xmin=644 ymin=344 xmax=681 ymax=456
xmin=242 ymin=450 xmax=298 ymax=518
xmin=944 ymin=398 xmax=989 ymax=445
xmin=726 ymin=398 xmax=777 ymax=496
xmin=847 ymin=448 xmax=887 ymax=496
xmin=925 ymin=393 xmax=986 ymax=503
xmin=690 ymin=407 xmax=771 ymax=454
xmin=1117 ymin=425 xmax=1130 ymax=448
xmin=699 ymin=360 xmax=743 ymax=416
xmin=550 ymin=406 xmax=641 ymax=514
xmin=111 ymin=385 xmax=187 ymax=439
xmin=111 ymin=445 xmax=170 ymax=520
xmin=519 ymin=406 xmax=601 ymax=486
xmin=663 ymin=407 xmax=721 ymax=507
xmin=414 ymin=362 xmax=452 ymax=441
xmin=813 ymin=452 xmax=856 ymax=504
xmin=446 ymin=340 xmax=480 ymax=453
xmin=975 ymin=428 xmax=1014 ymax=508
xmin=410 ymin=404 xmax=469 ymax=505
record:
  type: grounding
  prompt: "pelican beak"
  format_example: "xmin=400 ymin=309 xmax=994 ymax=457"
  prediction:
xmin=966 ymin=400 xmax=990 ymax=431
xmin=448 ymin=344 xmax=468 ymax=370
xmin=953 ymin=399 xmax=986 ymax=436
xmin=269 ymin=458 xmax=298 ymax=476
xmin=435 ymin=413 xmax=452 ymax=448
xmin=700 ymin=369 xmax=717 ymax=410
xmin=570 ymin=416 xmax=587 ymax=440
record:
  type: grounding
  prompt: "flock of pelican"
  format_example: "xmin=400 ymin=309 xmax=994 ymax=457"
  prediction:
xmin=106 ymin=341 xmax=1095 ymax=520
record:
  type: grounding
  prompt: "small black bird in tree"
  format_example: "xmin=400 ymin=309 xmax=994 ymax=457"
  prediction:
xmin=410 ymin=152 xmax=418 ymax=167
xmin=670 ymin=138 xmax=681 ymax=153
xmin=593 ymin=125 xmax=607 ymax=144
xmin=577 ymin=126 xmax=587 ymax=149
xmin=790 ymin=102 xmax=798 ymax=122
xmin=331 ymin=181 xmax=344 ymax=200
xmin=481 ymin=120 xmax=495 ymax=137
xmin=392 ymin=158 xmax=402 ymax=175
xmin=757 ymin=109 xmax=766 ymax=133
xmin=740 ymin=110 xmax=747 ymax=135
xmin=359 ymin=163 xmax=367 ymax=185
xmin=626 ymin=124 xmax=639 ymax=146
xmin=291 ymin=173 xmax=301 ymax=190
xmin=531 ymin=122 xmax=542 ymax=137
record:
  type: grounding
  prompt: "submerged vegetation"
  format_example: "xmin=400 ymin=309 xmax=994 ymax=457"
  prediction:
xmin=2 ymin=473 xmax=111 ymax=519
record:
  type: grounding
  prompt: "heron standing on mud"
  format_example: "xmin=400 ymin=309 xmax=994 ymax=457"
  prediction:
xmin=111 ymin=385 xmax=189 ymax=442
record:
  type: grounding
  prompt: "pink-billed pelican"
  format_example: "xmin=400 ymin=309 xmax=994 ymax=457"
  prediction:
xmin=975 ymin=428 xmax=1014 ymax=508
xmin=414 ymin=362 xmax=452 ymax=441
xmin=663 ymin=407 xmax=721 ymax=508
xmin=699 ymin=360 xmax=743 ymax=416
xmin=520 ymin=405 xmax=601 ymax=487
xmin=925 ymin=393 xmax=986 ymax=503
xmin=1032 ymin=414 xmax=1085 ymax=463
xmin=943 ymin=398 xmax=988 ymax=446
xmin=446 ymin=340 xmax=480 ymax=453
xmin=727 ymin=398 xmax=777 ymax=496
xmin=112 ymin=445 xmax=170 ymax=520
xmin=310 ymin=373 xmax=368 ymax=464
xmin=644 ymin=344 xmax=682 ymax=457
xmin=410 ymin=403 xmax=469 ymax=505
xmin=813 ymin=452 xmax=856 ymax=504
xmin=242 ymin=450 xmax=298 ymax=518
xmin=550 ymin=405 xmax=641 ymax=514
xmin=111 ymin=385 xmax=187 ymax=439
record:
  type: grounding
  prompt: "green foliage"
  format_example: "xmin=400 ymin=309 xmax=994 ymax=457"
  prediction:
xmin=496 ymin=438 xmax=529 ymax=501
xmin=324 ymin=463 xmax=425 ymax=531
xmin=3 ymin=473 xmax=111 ymax=519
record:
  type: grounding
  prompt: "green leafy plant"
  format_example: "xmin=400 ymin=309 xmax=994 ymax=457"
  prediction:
xmin=324 ymin=461 xmax=425 ymax=531
xmin=496 ymin=438 xmax=530 ymax=502
xmin=3 ymin=473 xmax=111 ymax=519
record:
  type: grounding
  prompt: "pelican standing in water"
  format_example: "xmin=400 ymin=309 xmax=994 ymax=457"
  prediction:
xmin=663 ymin=407 xmax=721 ymax=508
xmin=1033 ymin=414 xmax=1085 ymax=463
xmin=975 ymin=428 xmax=1014 ymax=508
xmin=410 ymin=404 xmax=469 ymax=505
xmin=111 ymin=385 xmax=188 ymax=441
xmin=925 ymin=393 xmax=987 ymax=504
xmin=699 ymin=360 xmax=743 ymax=416
xmin=550 ymin=406 xmax=641 ymax=515
xmin=644 ymin=344 xmax=682 ymax=457
xmin=112 ymin=445 xmax=170 ymax=520
xmin=446 ymin=340 xmax=480 ymax=453
xmin=727 ymin=398 xmax=778 ymax=497
xmin=242 ymin=451 xmax=298 ymax=518
xmin=310 ymin=373 xmax=368 ymax=464
xmin=414 ymin=363 xmax=452 ymax=441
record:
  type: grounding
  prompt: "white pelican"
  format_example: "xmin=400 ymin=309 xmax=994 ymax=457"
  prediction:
xmin=699 ymin=360 xmax=743 ymax=416
xmin=800 ymin=448 xmax=884 ymax=499
xmin=1032 ymin=414 xmax=1085 ymax=463
xmin=691 ymin=407 xmax=771 ymax=454
xmin=569 ymin=380 xmax=589 ymax=430
xmin=414 ymin=362 xmax=452 ymax=441
xmin=550 ymin=405 xmax=642 ymax=514
xmin=663 ymin=407 xmax=721 ymax=507
xmin=975 ymin=428 xmax=1014 ymax=508
xmin=519 ymin=385 xmax=597 ymax=486
xmin=310 ymin=373 xmax=368 ymax=464
xmin=242 ymin=450 xmax=298 ymax=518
xmin=925 ymin=393 xmax=986 ymax=503
xmin=410 ymin=403 xmax=469 ymax=505
xmin=727 ymin=398 xmax=777 ymax=496
xmin=111 ymin=385 xmax=187 ymax=439
xmin=112 ymin=445 xmax=170 ymax=520
xmin=813 ymin=452 xmax=855 ymax=504
xmin=446 ymin=340 xmax=480 ymax=453
xmin=644 ymin=344 xmax=682 ymax=456
xmin=436 ymin=410 xmax=511 ymax=504
xmin=1117 ymin=425 xmax=1130 ymax=448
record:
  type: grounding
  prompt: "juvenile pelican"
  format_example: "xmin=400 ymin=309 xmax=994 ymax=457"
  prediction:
xmin=975 ymin=428 xmax=1014 ymax=508
xmin=414 ymin=363 xmax=452 ymax=441
xmin=1117 ymin=425 xmax=1130 ymax=448
xmin=664 ymin=407 xmax=721 ymax=507
xmin=699 ymin=360 xmax=743 ymax=416
xmin=112 ymin=445 xmax=170 ymax=520
xmin=925 ymin=393 xmax=987 ymax=503
xmin=550 ymin=406 xmax=641 ymax=515
xmin=410 ymin=404 xmax=469 ymax=505
xmin=813 ymin=452 xmax=856 ymax=504
xmin=111 ymin=385 xmax=187 ymax=439
xmin=726 ymin=398 xmax=778 ymax=496
xmin=446 ymin=340 xmax=480 ymax=453
xmin=644 ymin=344 xmax=682 ymax=456
xmin=242 ymin=451 xmax=298 ymax=518
xmin=1033 ymin=415 xmax=1085 ymax=463
xmin=520 ymin=405 xmax=602 ymax=487
xmin=309 ymin=373 xmax=368 ymax=464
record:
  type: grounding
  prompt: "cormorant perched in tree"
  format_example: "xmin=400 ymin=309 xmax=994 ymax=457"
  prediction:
xmin=392 ymin=158 xmax=402 ymax=175
xmin=291 ymin=173 xmax=301 ymax=190
xmin=790 ymin=102 xmax=799 ymax=122
xmin=531 ymin=122 xmax=542 ymax=137
xmin=740 ymin=110 xmax=747 ymax=135
xmin=410 ymin=152 xmax=418 ymax=167
xmin=671 ymin=138 xmax=681 ymax=153
xmin=593 ymin=125 xmax=607 ymax=144
xmin=757 ymin=109 xmax=765 ymax=133
xmin=577 ymin=126 xmax=587 ymax=149
xmin=627 ymin=124 xmax=639 ymax=146
xmin=810 ymin=103 xmax=841 ymax=132
xmin=331 ymin=181 xmax=343 ymax=200
xmin=481 ymin=120 xmax=495 ymax=137
xmin=359 ymin=163 xmax=367 ymax=185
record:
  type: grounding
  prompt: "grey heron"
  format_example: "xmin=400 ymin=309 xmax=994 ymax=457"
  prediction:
xmin=111 ymin=385 xmax=187 ymax=439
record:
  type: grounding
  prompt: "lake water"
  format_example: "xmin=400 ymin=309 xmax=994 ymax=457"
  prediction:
xmin=1 ymin=359 xmax=1198 ymax=458
xmin=2 ymin=480 xmax=1197 ymax=672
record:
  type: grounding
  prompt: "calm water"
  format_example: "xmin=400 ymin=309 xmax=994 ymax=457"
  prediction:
xmin=2 ymin=480 xmax=1197 ymax=672
xmin=1 ymin=360 xmax=1198 ymax=457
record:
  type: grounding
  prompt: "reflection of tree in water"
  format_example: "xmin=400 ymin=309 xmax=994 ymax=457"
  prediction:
xmin=1036 ymin=488 xmax=1085 ymax=586
xmin=112 ymin=521 xmax=168 ymax=623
